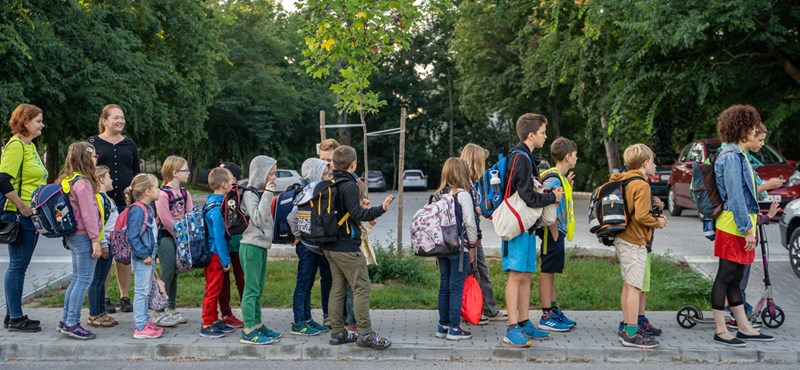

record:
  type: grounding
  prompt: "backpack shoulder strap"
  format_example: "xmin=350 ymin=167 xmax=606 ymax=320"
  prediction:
xmin=160 ymin=185 xmax=176 ymax=206
xmin=622 ymin=176 xmax=647 ymax=220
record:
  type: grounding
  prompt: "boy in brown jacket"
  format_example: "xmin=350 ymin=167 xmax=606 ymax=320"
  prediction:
xmin=609 ymin=144 xmax=668 ymax=349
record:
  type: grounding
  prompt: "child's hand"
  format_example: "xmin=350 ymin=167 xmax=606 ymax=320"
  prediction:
xmin=369 ymin=220 xmax=377 ymax=226
xmin=767 ymin=201 xmax=780 ymax=219
xmin=91 ymin=241 xmax=102 ymax=259
xmin=657 ymin=215 xmax=668 ymax=229
xmin=144 ymin=256 xmax=153 ymax=265
xmin=764 ymin=177 xmax=785 ymax=190
xmin=362 ymin=198 xmax=371 ymax=207
xmin=224 ymin=264 xmax=231 ymax=272
xmin=101 ymin=248 xmax=109 ymax=259
xmin=265 ymin=181 xmax=276 ymax=192
xmin=567 ymin=171 xmax=575 ymax=187
xmin=468 ymin=247 xmax=476 ymax=264
xmin=549 ymin=224 xmax=559 ymax=241
xmin=551 ymin=187 xmax=564 ymax=202
xmin=381 ymin=195 xmax=395 ymax=211
xmin=652 ymin=196 xmax=665 ymax=211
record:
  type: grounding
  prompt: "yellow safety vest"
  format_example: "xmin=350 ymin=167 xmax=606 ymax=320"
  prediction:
xmin=540 ymin=168 xmax=574 ymax=254
xmin=715 ymin=149 xmax=757 ymax=237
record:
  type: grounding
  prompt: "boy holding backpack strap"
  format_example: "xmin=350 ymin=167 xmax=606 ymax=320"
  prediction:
xmin=218 ymin=161 xmax=246 ymax=328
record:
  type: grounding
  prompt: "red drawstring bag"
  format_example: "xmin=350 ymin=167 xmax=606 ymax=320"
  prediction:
xmin=461 ymin=274 xmax=483 ymax=325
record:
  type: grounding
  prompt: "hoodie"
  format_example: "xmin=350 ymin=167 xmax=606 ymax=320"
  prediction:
xmin=608 ymin=170 xmax=661 ymax=246
xmin=321 ymin=169 xmax=385 ymax=252
xmin=240 ymin=155 xmax=277 ymax=249
xmin=204 ymin=193 xmax=231 ymax=267
xmin=505 ymin=143 xmax=557 ymax=209
xmin=288 ymin=158 xmax=329 ymax=238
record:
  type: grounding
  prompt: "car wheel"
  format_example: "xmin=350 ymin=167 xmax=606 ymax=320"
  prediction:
xmin=789 ymin=228 xmax=800 ymax=279
xmin=668 ymin=188 xmax=683 ymax=217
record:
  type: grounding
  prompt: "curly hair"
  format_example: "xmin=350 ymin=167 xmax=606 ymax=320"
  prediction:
xmin=717 ymin=105 xmax=760 ymax=144
xmin=8 ymin=104 xmax=42 ymax=136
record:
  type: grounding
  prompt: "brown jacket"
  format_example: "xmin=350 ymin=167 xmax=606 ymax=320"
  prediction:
xmin=608 ymin=170 xmax=661 ymax=246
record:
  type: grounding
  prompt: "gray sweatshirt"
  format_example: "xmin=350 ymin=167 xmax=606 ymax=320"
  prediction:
xmin=240 ymin=155 xmax=277 ymax=249
xmin=288 ymin=158 xmax=329 ymax=238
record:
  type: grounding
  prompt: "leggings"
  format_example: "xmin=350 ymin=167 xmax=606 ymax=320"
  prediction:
xmin=711 ymin=258 xmax=745 ymax=310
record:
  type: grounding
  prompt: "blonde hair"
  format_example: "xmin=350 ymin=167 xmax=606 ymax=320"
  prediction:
xmin=98 ymin=104 xmax=124 ymax=134
xmin=320 ymin=138 xmax=340 ymax=152
xmin=57 ymin=142 xmax=100 ymax=192
xmin=459 ymin=143 xmax=489 ymax=181
xmin=124 ymin=173 xmax=158 ymax=205
xmin=208 ymin=167 xmax=232 ymax=191
xmin=623 ymin=143 xmax=654 ymax=170
xmin=161 ymin=155 xmax=188 ymax=184
xmin=437 ymin=158 xmax=472 ymax=195
xmin=95 ymin=165 xmax=110 ymax=179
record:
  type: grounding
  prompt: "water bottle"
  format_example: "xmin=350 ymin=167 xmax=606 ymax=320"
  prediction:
xmin=490 ymin=170 xmax=501 ymax=200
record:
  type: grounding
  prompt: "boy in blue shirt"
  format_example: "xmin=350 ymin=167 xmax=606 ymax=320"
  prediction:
xmin=538 ymin=137 xmax=578 ymax=332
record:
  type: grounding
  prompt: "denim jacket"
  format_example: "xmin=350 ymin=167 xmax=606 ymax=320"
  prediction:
xmin=127 ymin=203 xmax=157 ymax=260
xmin=714 ymin=144 xmax=759 ymax=235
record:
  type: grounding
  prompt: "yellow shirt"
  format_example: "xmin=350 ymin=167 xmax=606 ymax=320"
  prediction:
xmin=716 ymin=149 xmax=757 ymax=237
xmin=0 ymin=136 xmax=48 ymax=211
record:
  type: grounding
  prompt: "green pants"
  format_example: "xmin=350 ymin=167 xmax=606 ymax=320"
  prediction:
xmin=240 ymin=243 xmax=268 ymax=329
xmin=157 ymin=236 xmax=178 ymax=310
xmin=323 ymin=250 xmax=372 ymax=334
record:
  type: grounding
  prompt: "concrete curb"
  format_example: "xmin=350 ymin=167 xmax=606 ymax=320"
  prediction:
xmin=20 ymin=273 xmax=72 ymax=305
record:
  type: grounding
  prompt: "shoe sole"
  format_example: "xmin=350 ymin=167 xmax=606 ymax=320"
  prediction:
xmin=290 ymin=330 xmax=321 ymax=336
xmin=8 ymin=326 xmax=42 ymax=333
xmin=240 ymin=338 xmax=275 ymax=345
xmin=714 ymin=339 xmax=747 ymax=347
xmin=134 ymin=334 xmax=163 ymax=339
xmin=62 ymin=332 xmax=95 ymax=340
xmin=736 ymin=336 xmax=775 ymax=342
xmin=153 ymin=321 xmax=179 ymax=327
xmin=502 ymin=337 xmax=532 ymax=348
xmin=537 ymin=324 xmax=571 ymax=332
xmin=445 ymin=334 xmax=472 ymax=340
xmin=434 ymin=333 xmax=447 ymax=338
xmin=199 ymin=333 xmax=226 ymax=338
xmin=525 ymin=335 xmax=552 ymax=341
xmin=620 ymin=340 xmax=658 ymax=349
xmin=356 ymin=342 xmax=391 ymax=350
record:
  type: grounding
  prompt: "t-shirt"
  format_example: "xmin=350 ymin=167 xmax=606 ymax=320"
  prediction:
xmin=88 ymin=135 xmax=141 ymax=206
xmin=0 ymin=136 xmax=48 ymax=211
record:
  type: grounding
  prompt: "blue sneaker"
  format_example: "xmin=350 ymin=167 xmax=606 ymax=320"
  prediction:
xmin=637 ymin=317 xmax=662 ymax=336
xmin=521 ymin=320 xmax=552 ymax=340
xmin=445 ymin=326 xmax=472 ymax=341
xmin=435 ymin=325 xmax=448 ymax=338
xmin=290 ymin=321 xmax=321 ymax=336
xmin=309 ymin=319 xmax=330 ymax=333
xmin=503 ymin=325 xmax=533 ymax=348
xmin=258 ymin=325 xmax=283 ymax=339
xmin=551 ymin=307 xmax=577 ymax=327
xmin=538 ymin=315 xmax=571 ymax=332
xmin=240 ymin=329 xmax=275 ymax=345
xmin=199 ymin=324 xmax=226 ymax=338
xmin=213 ymin=320 xmax=235 ymax=333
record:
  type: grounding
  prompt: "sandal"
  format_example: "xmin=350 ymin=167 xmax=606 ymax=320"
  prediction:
xmin=87 ymin=313 xmax=117 ymax=328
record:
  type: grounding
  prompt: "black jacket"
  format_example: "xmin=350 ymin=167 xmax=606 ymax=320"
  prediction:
xmin=322 ymin=170 xmax=386 ymax=252
xmin=505 ymin=143 xmax=557 ymax=209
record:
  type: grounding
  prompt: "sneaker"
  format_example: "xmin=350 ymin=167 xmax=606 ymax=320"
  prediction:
xmin=478 ymin=315 xmax=489 ymax=325
xmin=308 ymin=320 xmax=330 ymax=333
xmin=61 ymin=323 xmax=96 ymax=340
xmin=56 ymin=321 xmax=66 ymax=333
xmin=199 ymin=324 xmax=226 ymax=338
xmin=240 ymin=329 xmax=276 ymax=345
xmin=713 ymin=333 xmax=746 ymax=347
xmin=446 ymin=326 xmax=472 ymax=341
xmin=167 ymin=310 xmax=188 ymax=324
xmin=726 ymin=318 xmax=761 ymax=330
xmin=290 ymin=321 xmax=321 ymax=336
xmin=357 ymin=331 xmax=392 ymax=350
xmin=619 ymin=329 xmax=659 ymax=349
xmin=435 ymin=325 xmax=448 ymax=338
xmin=222 ymin=314 xmax=244 ymax=328
xmin=503 ymin=325 xmax=533 ymax=348
xmin=258 ymin=325 xmax=283 ymax=339
xmin=551 ymin=307 xmax=577 ymax=327
xmin=119 ymin=297 xmax=133 ymax=313
xmin=151 ymin=311 xmax=178 ymax=327
xmin=104 ymin=298 xmax=116 ymax=314
xmin=538 ymin=316 xmax=571 ymax=332
xmin=2 ymin=315 xmax=7 ymax=329
xmin=329 ymin=329 xmax=358 ymax=345
xmin=521 ymin=320 xmax=552 ymax=340
xmin=133 ymin=324 xmax=163 ymax=339
xmin=735 ymin=331 xmax=775 ymax=342
xmin=213 ymin=320 xmax=235 ymax=334
xmin=485 ymin=312 xmax=508 ymax=321
xmin=7 ymin=316 xmax=42 ymax=333
xmin=638 ymin=317 xmax=662 ymax=336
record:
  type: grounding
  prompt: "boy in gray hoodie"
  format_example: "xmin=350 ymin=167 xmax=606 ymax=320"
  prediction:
xmin=238 ymin=155 xmax=282 ymax=345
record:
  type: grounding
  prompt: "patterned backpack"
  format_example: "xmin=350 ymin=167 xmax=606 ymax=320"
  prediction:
xmin=30 ymin=176 xmax=85 ymax=239
xmin=174 ymin=205 xmax=208 ymax=273
xmin=109 ymin=202 xmax=149 ymax=265
xmin=410 ymin=190 xmax=465 ymax=257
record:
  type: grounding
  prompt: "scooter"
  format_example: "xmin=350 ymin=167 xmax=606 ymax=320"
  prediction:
xmin=676 ymin=223 xmax=785 ymax=329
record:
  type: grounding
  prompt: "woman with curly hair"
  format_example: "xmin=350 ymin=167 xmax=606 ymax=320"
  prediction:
xmin=710 ymin=105 xmax=774 ymax=347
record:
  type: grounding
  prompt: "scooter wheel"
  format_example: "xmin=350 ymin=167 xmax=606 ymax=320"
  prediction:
xmin=676 ymin=306 xmax=701 ymax=329
xmin=761 ymin=305 xmax=785 ymax=328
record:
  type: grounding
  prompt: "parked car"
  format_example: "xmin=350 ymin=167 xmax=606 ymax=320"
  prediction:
xmin=238 ymin=169 xmax=302 ymax=193
xmin=649 ymin=153 xmax=675 ymax=202
xmin=403 ymin=169 xmax=428 ymax=191
xmin=667 ymin=138 xmax=800 ymax=216
xmin=779 ymin=198 xmax=800 ymax=278
xmin=367 ymin=170 xmax=386 ymax=192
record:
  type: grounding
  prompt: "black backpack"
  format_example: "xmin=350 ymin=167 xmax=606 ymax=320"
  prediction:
xmin=272 ymin=184 xmax=302 ymax=244
xmin=302 ymin=179 xmax=349 ymax=245
xmin=221 ymin=184 xmax=260 ymax=236
xmin=588 ymin=176 xmax=645 ymax=246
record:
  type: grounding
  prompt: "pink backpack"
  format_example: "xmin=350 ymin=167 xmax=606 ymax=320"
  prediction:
xmin=410 ymin=190 xmax=465 ymax=257
xmin=109 ymin=202 xmax=149 ymax=265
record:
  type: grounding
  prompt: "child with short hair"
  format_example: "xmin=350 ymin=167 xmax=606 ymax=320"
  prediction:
xmin=218 ymin=161 xmax=245 ymax=328
xmin=87 ymin=165 xmax=120 ymax=328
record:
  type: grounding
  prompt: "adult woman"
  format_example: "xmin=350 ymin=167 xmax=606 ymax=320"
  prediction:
xmin=88 ymin=104 xmax=141 ymax=313
xmin=1 ymin=104 xmax=48 ymax=332
xmin=711 ymin=105 xmax=774 ymax=346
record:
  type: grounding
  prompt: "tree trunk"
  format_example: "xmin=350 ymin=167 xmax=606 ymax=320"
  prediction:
xmin=448 ymin=75 xmax=454 ymax=157
xmin=359 ymin=111 xmax=368 ymax=196
xmin=45 ymin=140 xmax=59 ymax=183
xmin=338 ymin=112 xmax=351 ymax=145
xmin=601 ymin=116 xmax=622 ymax=174
xmin=774 ymin=51 xmax=800 ymax=86
xmin=548 ymin=95 xmax=560 ymax=139
xmin=396 ymin=108 xmax=407 ymax=256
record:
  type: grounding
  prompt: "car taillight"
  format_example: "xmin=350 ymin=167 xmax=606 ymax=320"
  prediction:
xmin=378 ymin=177 xmax=384 ymax=181
xmin=648 ymin=175 xmax=659 ymax=183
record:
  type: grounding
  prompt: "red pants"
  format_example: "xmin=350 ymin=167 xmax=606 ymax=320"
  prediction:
xmin=202 ymin=254 xmax=225 ymax=326
xmin=219 ymin=252 xmax=245 ymax=316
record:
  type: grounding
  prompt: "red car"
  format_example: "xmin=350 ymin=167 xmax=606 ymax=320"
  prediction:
xmin=667 ymin=139 xmax=800 ymax=216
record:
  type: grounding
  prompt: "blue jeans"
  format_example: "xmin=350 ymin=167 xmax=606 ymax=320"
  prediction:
xmin=437 ymin=252 xmax=468 ymax=328
xmin=4 ymin=216 xmax=39 ymax=320
xmin=132 ymin=251 xmax=155 ymax=331
xmin=292 ymin=242 xmax=332 ymax=323
xmin=88 ymin=252 xmax=114 ymax=316
xmin=61 ymin=234 xmax=98 ymax=326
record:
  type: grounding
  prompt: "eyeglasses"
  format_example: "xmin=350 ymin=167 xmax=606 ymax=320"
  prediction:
xmin=178 ymin=169 xmax=191 ymax=173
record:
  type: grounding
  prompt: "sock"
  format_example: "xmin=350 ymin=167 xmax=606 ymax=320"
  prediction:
xmin=551 ymin=300 xmax=558 ymax=308
xmin=542 ymin=307 xmax=552 ymax=318
xmin=625 ymin=324 xmax=639 ymax=337
xmin=638 ymin=315 xmax=646 ymax=325
xmin=518 ymin=319 xmax=530 ymax=327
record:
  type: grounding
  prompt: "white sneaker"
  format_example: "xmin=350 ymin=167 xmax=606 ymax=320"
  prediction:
xmin=167 ymin=310 xmax=188 ymax=324
xmin=151 ymin=312 xmax=178 ymax=327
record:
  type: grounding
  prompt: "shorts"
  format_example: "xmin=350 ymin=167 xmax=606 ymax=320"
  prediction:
xmin=539 ymin=229 xmax=565 ymax=274
xmin=502 ymin=230 xmax=537 ymax=273
xmin=614 ymin=237 xmax=647 ymax=290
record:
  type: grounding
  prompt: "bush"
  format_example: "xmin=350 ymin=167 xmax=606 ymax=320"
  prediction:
xmin=368 ymin=246 xmax=429 ymax=284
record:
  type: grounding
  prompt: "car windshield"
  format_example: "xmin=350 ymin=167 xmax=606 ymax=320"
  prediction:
xmin=368 ymin=171 xmax=382 ymax=178
xmin=655 ymin=154 xmax=675 ymax=166
xmin=707 ymin=142 xmax=785 ymax=165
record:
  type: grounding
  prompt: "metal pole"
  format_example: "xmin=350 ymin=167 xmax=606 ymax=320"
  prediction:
xmin=396 ymin=108 xmax=406 ymax=257
xmin=320 ymin=110 xmax=326 ymax=142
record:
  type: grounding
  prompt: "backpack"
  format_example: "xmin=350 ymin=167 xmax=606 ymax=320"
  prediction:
xmin=272 ymin=184 xmax=301 ymax=245
xmin=221 ymin=184 xmax=259 ymax=236
xmin=410 ymin=191 xmax=465 ymax=257
xmin=691 ymin=150 xmax=724 ymax=219
xmin=588 ymin=176 xmax=645 ymax=246
xmin=30 ymin=176 xmax=85 ymax=238
xmin=108 ymin=202 xmax=149 ymax=265
xmin=477 ymin=150 xmax=530 ymax=218
xmin=159 ymin=186 xmax=189 ymax=214
xmin=174 ymin=205 xmax=209 ymax=273
xmin=305 ymin=179 xmax=349 ymax=245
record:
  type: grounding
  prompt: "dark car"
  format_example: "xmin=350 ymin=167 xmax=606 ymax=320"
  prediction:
xmin=667 ymin=138 xmax=800 ymax=216
xmin=367 ymin=170 xmax=386 ymax=192
xmin=649 ymin=153 xmax=675 ymax=202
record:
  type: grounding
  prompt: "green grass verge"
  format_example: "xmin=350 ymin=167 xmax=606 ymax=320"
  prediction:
xmin=30 ymin=248 xmax=711 ymax=311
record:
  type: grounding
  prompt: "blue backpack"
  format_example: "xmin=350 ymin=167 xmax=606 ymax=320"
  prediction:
xmin=477 ymin=149 xmax=531 ymax=218
xmin=272 ymin=184 xmax=301 ymax=245
xmin=30 ymin=176 xmax=84 ymax=238
xmin=174 ymin=205 xmax=209 ymax=273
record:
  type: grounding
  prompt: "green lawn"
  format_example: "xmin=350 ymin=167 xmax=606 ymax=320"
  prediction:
xmin=31 ymin=249 xmax=711 ymax=311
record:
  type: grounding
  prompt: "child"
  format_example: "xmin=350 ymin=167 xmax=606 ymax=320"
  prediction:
xmin=357 ymin=179 xmax=378 ymax=266
xmin=538 ymin=137 xmax=579 ymax=332
xmin=152 ymin=155 xmax=193 ymax=327
xmin=459 ymin=143 xmax=502 ymax=323
xmin=609 ymin=144 xmax=668 ymax=349
xmin=323 ymin=145 xmax=394 ymax=350
xmin=433 ymin=158 xmax=479 ymax=341
xmin=58 ymin=142 xmax=104 ymax=340
xmin=501 ymin=113 xmax=562 ymax=348
xmin=126 ymin=173 xmax=164 ymax=339
xmin=288 ymin=158 xmax=333 ymax=336
xmin=218 ymin=161 xmax=245 ymax=328
xmin=87 ymin=165 xmax=120 ymax=328
xmin=238 ymin=156 xmax=283 ymax=344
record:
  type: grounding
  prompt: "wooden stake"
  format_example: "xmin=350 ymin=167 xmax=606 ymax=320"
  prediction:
xmin=320 ymin=110 xmax=326 ymax=142
xmin=396 ymin=108 xmax=406 ymax=257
